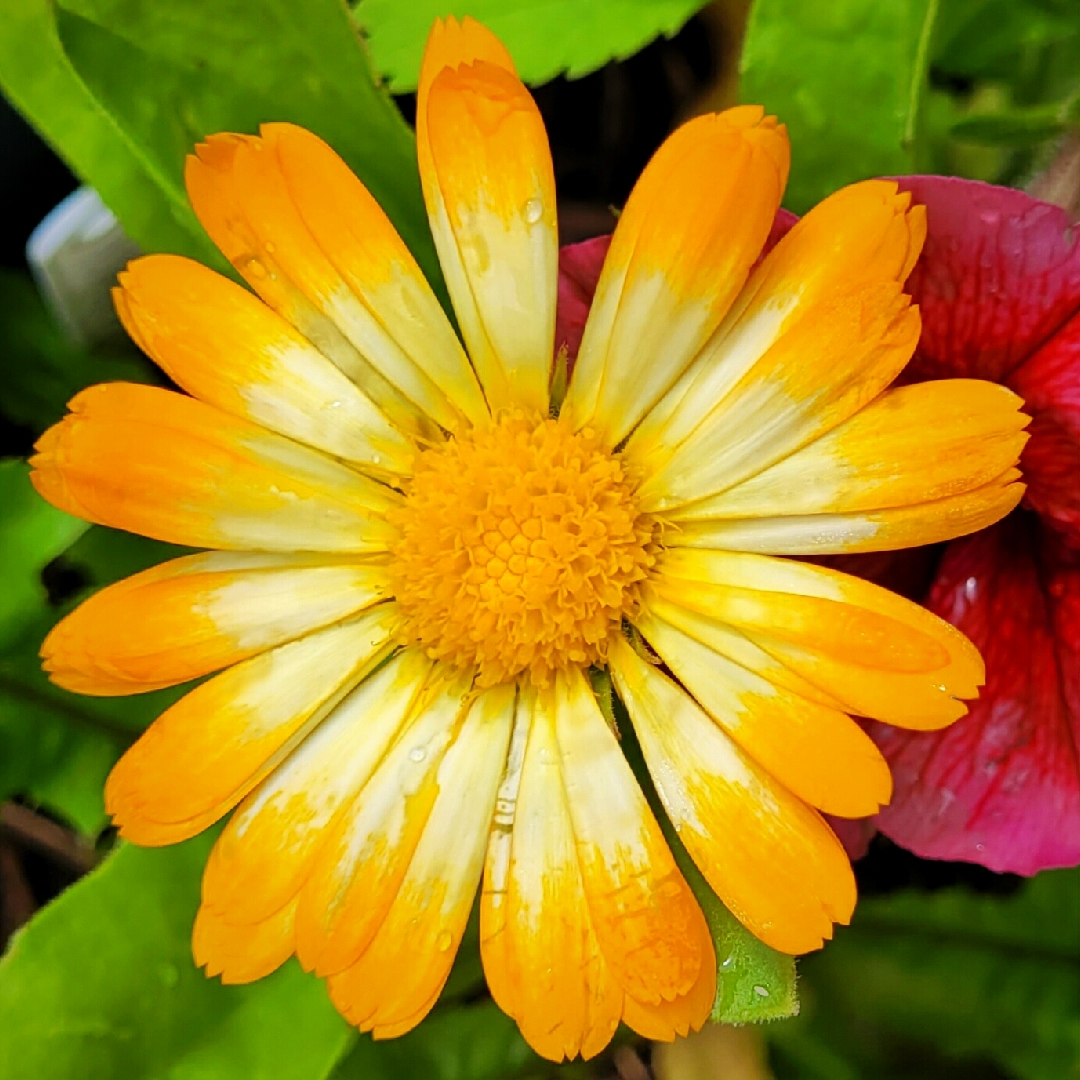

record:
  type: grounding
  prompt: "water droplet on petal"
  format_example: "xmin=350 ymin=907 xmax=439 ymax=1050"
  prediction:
xmin=408 ymin=746 xmax=427 ymax=763
xmin=525 ymin=198 xmax=543 ymax=224
xmin=436 ymin=930 xmax=453 ymax=952
xmin=264 ymin=241 xmax=276 ymax=254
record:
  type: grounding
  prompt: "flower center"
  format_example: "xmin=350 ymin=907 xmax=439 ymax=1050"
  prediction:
xmin=388 ymin=414 xmax=655 ymax=687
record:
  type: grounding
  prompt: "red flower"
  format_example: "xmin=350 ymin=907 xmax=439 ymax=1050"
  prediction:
xmin=869 ymin=178 xmax=1080 ymax=875
xmin=555 ymin=178 xmax=1080 ymax=875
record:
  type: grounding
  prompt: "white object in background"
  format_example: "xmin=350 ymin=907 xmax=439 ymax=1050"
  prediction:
xmin=26 ymin=186 xmax=140 ymax=349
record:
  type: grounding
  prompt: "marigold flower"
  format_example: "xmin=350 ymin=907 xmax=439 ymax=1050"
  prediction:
xmin=30 ymin=18 xmax=1028 ymax=1062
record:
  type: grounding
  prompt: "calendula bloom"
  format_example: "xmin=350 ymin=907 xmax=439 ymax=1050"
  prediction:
xmin=32 ymin=17 xmax=1028 ymax=1062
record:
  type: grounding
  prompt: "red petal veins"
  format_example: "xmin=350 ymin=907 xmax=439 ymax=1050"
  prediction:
xmin=1008 ymin=309 xmax=1080 ymax=545
xmin=872 ymin=515 xmax=1080 ymax=875
xmin=896 ymin=176 xmax=1080 ymax=384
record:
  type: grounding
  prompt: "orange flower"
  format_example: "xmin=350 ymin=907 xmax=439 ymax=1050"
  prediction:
xmin=31 ymin=17 xmax=1027 ymax=1062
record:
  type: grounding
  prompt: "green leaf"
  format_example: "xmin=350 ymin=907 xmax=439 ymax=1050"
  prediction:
xmin=355 ymin=0 xmax=713 ymax=91
xmin=740 ymin=0 xmax=939 ymax=213
xmin=0 ymin=832 xmax=353 ymax=1080
xmin=0 ymin=511 xmax=188 ymax=834
xmin=770 ymin=870 xmax=1080 ymax=1080
xmin=331 ymin=1002 xmax=540 ymax=1080
xmin=0 ymin=0 xmax=214 ymax=259
xmin=932 ymin=0 xmax=1079 ymax=85
xmin=951 ymin=99 xmax=1079 ymax=147
xmin=0 ymin=270 xmax=155 ymax=435
xmin=0 ymin=461 xmax=86 ymax=650
xmin=53 ymin=0 xmax=440 ymax=286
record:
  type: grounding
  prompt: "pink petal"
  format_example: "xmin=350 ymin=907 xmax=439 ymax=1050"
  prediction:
xmin=1008 ymin=308 xmax=1080 ymax=545
xmin=824 ymin=813 xmax=876 ymax=862
xmin=896 ymin=176 xmax=1080 ymax=384
xmin=555 ymin=234 xmax=610 ymax=362
xmin=872 ymin=515 xmax=1080 ymax=875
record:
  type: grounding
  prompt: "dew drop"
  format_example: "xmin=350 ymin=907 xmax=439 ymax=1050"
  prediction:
xmin=524 ymin=197 xmax=543 ymax=224
xmin=408 ymin=746 xmax=427 ymax=763
xmin=720 ymin=955 xmax=735 ymax=969
xmin=753 ymin=984 xmax=770 ymax=997
xmin=264 ymin=241 xmax=276 ymax=254
xmin=244 ymin=258 xmax=267 ymax=279
xmin=436 ymin=929 xmax=453 ymax=952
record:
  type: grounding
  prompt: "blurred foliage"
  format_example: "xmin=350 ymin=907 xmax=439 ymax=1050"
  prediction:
xmin=740 ymin=0 xmax=939 ymax=214
xmin=741 ymin=0 xmax=1080 ymax=211
xmin=0 ymin=269 xmax=152 ymax=433
xmin=354 ymin=0 xmax=715 ymax=91
xmin=768 ymin=868 xmax=1080 ymax=1080
xmin=0 ymin=832 xmax=354 ymax=1080
xmin=0 ymin=0 xmax=1077 ymax=1077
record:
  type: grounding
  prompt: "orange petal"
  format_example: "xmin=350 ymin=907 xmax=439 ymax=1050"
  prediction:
xmin=187 ymin=126 xmax=486 ymax=432
xmin=620 ymin=912 xmax=718 ymax=1042
xmin=104 ymin=607 xmax=396 ymax=844
xmin=628 ymin=179 xmax=926 ymax=506
xmin=561 ymin=106 xmax=789 ymax=446
xmin=552 ymin=669 xmax=711 ymax=1005
xmin=418 ymin=18 xmax=557 ymax=414
xmin=633 ymin=603 xmax=891 ymax=817
xmin=480 ymin=685 xmax=624 ymax=1062
xmin=30 ymin=383 xmax=398 ymax=552
xmin=669 ymin=474 xmax=1025 ymax=557
xmin=655 ymin=548 xmax=984 ymax=729
xmin=115 ymin=255 xmax=413 ymax=477
xmin=670 ymin=380 xmax=1029 ymax=523
xmin=326 ymin=683 xmax=514 ymax=1037
xmin=192 ymin=896 xmax=297 ymax=985
xmin=294 ymin=667 xmax=473 ymax=977
xmin=200 ymin=650 xmax=431 ymax=926
xmin=42 ymin=551 xmax=391 ymax=695
xmin=611 ymin=637 xmax=856 ymax=955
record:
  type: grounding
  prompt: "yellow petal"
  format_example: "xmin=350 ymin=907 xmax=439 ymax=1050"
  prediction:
xmin=187 ymin=125 xmax=487 ymax=432
xmin=192 ymin=897 xmax=297 ymax=985
xmin=480 ymin=685 xmax=624 ymax=1061
xmin=115 ymin=255 xmax=414 ymax=478
xmin=480 ymin=680 xmax=713 ymax=1062
xmin=42 ymin=551 xmax=391 ymax=695
xmin=628 ymin=180 xmax=925 ymax=508
xmin=561 ymin=106 xmax=788 ymax=446
xmin=634 ymin=603 xmax=891 ymax=817
xmin=294 ymin=666 xmax=474 ymax=977
xmin=553 ymin=669 xmax=711 ymax=1005
xmin=326 ymin=683 xmax=514 ymax=1037
xmin=31 ymin=383 xmax=398 ymax=552
xmin=610 ymin=637 xmax=856 ymax=955
xmin=418 ymin=18 xmax=557 ymax=414
xmin=667 ymin=474 xmax=1024 ymax=557
xmin=656 ymin=548 xmax=984 ymax=728
xmin=104 ymin=607 xmax=396 ymax=844
xmin=670 ymin=380 xmax=1028 ymax=522
xmin=200 ymin=650 xmax=430 ymax=926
